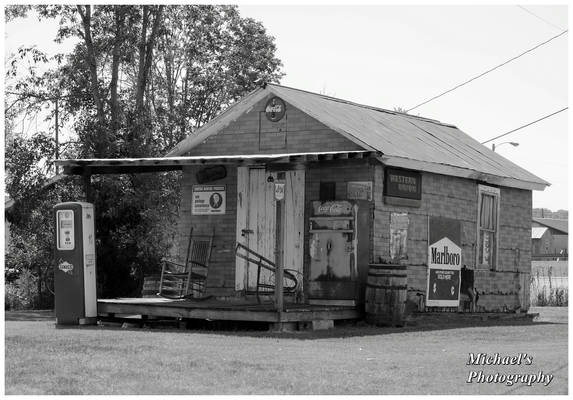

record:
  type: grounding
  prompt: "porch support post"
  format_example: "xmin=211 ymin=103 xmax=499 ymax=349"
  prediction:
xmin=275 ymin=176 xmax=285 ymax=321
xmin=83 ymin=168 xmax=94 ymax=203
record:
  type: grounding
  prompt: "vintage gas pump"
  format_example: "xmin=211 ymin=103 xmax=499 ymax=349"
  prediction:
xmin=53 ymin=202 xmax=97 ymax=325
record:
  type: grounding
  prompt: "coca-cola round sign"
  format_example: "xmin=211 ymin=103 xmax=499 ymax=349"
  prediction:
xmin=265 ymin=97 xmax=286 ymax=122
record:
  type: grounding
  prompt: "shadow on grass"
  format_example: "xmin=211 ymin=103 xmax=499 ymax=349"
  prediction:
xmin=6 ymin=309 xmax=566 ymax=340
xmin=86 ymin=315 xmax=563 ymax=340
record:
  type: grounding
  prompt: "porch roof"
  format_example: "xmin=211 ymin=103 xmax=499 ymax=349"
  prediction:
xmin=55 ymin=150 xmax=375 ymax=175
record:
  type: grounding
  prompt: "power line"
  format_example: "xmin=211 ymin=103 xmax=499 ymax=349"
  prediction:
xmin=517 ymin=5 xmax=565 ymax=32
xmin=406 ymin=30 xmax=568 ymax=112
xmin=481 ymin=107 xmax=568 ymax=145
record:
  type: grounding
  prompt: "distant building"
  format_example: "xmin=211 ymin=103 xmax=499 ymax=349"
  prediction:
xmin=532 ymin=217 xmax=568 ymax=260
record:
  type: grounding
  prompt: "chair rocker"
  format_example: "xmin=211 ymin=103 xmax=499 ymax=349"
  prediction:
xmin=158 ymin=227 xmax=214 ymax=299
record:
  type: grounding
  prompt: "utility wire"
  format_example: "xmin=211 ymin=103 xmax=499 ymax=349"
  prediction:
xmin=406 ymin=30 xmax=568 ymax=112
xmin=517 ymin=5 xmax=565 ymax=32
xmin=481 ymin=107 xmax=568 ymax=144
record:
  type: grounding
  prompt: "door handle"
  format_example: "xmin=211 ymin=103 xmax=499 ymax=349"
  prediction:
xmin=241 ymin=229 xmax=254 ymax=237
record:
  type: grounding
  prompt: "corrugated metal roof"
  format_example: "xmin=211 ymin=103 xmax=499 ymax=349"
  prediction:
xmin=267 ymin=84 xmax=549 ymax=190
xmin=167 ymin=83 xmax=549 ymax=190
xmin=532 ymin=227 xmax=549 ymax=239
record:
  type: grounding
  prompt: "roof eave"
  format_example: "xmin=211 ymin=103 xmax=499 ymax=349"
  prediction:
xmin=378 ymin=155 xmax=550 ymax=191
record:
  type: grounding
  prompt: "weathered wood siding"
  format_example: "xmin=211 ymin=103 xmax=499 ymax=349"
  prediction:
xmin=246 ymin=168 xmax=276 ymax=290
xmin=283 ymin=170 xmax=306 ymax=280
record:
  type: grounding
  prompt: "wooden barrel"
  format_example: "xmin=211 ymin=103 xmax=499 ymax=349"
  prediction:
xmin=364 ymin=264 xmax=408 ymax=327
xmin=142 ymin=275 xmax=161 ymax=297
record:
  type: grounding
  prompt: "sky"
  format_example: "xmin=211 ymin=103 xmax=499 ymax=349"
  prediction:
xmin=3 ymin=3 xmax=570 ymax=211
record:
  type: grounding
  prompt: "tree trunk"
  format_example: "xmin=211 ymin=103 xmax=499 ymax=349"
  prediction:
xmin=134 ymin=5 xmax=164 ymax=151
xmin=110 ymin=6 xmax=127 ymax=137
xmin=135 ymin=6 xmax=149 ymax=115
xmin=77 ymin=5 xmax=107 ymax=156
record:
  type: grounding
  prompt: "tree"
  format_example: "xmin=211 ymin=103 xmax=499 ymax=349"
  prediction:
xmin=5 ymin=132 xmax=83 ymax=308
xmin=6 ymin=5 xmax=283 ymax=301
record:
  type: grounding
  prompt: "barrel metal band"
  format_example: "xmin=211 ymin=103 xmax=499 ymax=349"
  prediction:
xmin=366 ymin=283 xmax=408 ymax=290
xmin=368 ymin=272 xmax=407 ymax=278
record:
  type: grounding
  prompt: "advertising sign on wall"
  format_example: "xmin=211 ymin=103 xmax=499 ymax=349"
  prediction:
xmin=426 ymin=217 xmax=462 ymax=307
xmin=347 ymin=181 xmax=373 ymax=201
xmin=390 ymin=213 xmax=409 ymax=262
xmin=384 ymin=168 xmax=422 ymax=200
xmin=192 ymin=185 xmax=226 ymax=215
xmin=312 ymin=200 xmax=353 ymax=217
xmin=265 ymin=97 xmax=286 ymax=122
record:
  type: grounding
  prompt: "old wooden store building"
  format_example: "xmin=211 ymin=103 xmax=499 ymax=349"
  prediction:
xmin=58 ymin=84 xmax=549 ymax=327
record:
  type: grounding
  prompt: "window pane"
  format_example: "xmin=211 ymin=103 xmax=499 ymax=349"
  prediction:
xmin=480 ymin=193 xmax=496 ymax=230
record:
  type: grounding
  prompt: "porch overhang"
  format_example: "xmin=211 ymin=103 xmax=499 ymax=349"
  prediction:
xmin=55 ymin=150 xmax=378 ymax=175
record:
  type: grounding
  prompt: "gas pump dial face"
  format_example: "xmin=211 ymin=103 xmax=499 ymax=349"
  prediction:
xmin=56 ymin=210 xmax=75 ymax=250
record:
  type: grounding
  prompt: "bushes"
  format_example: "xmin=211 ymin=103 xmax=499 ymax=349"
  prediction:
xmin=530 ymin=267 xmax=568 ymax=307
xmin=5 ymin=270 xmax=39 ymax=310
xmin=534 ymin=287 xmax=568 ymax=307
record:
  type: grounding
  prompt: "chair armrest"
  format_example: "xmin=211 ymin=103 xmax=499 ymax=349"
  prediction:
xmin=162 ymin=258 xmax=186 ymax=268
xmin=161 ymin=259 xmax=187 ymax=275
xmin=189 ymin=260 xmax=208 ymax=269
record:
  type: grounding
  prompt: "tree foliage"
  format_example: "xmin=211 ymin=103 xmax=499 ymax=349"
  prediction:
xmin=5 ymin=5 xmax=283 ymax=303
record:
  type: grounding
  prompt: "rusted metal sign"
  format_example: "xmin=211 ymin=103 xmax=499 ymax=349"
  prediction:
xmin=384 ymin=168 xmax=421 ymax=200
xmin=265 ymin=96 xmax=286 ymax=122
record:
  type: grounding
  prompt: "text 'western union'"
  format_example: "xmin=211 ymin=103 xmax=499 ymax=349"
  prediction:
xmin=390 ymin=174 xmax=417 ymax=193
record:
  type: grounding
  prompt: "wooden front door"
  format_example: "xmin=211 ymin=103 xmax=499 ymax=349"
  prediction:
xmin=236 ymin=167 xmax=305 ymax=293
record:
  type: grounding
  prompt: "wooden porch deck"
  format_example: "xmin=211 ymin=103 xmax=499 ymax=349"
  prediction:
xmin=97 ymin=297 xmax=362 ymax=324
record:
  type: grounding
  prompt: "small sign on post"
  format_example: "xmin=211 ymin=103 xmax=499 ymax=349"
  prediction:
xmin=274 ymin=181 xmax=285 ymax=201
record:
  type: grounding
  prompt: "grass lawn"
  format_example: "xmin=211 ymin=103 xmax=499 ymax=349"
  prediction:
xmin=4 ymin=308 xmax=568 ymax=395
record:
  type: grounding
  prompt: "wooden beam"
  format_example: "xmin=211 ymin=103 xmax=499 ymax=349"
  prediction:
xmin=97 ymin=300 xmax=361 ymax=322
xmin=280 ymin=308 xmax=360 ymax=322
xmin=83 ymin=168 xmax=93 ymax=203
xmin=98 ymin=301 xmax=280 ymax=322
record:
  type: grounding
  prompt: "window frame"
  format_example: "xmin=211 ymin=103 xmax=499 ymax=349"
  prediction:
xmin=476 ymin=184 xmax=501 ymax=270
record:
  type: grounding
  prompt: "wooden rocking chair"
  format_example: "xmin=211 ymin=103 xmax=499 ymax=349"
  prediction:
xmin=158 ymin=227 xmax=214 ymax=299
